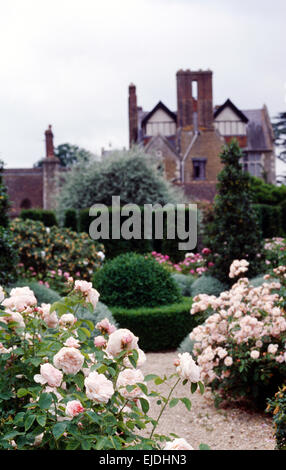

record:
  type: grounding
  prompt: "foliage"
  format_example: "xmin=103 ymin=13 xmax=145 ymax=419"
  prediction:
xmin=191 ymin=276 xmax=228 ymax=298
xmin=0 ymin=283 xmax=205 ymax=450
xmin=10 ymin=219 xmax=104 ymax=287
xmin=34 ymin=143 xmax=95 ymax=168
xmin=253 ymin=204 xmax=283 ymax=238
xmin=177 ymin=335 xmax=196 ymax=356
xmin=264 ymin=238 xmax=286 ymax=270
xmin=204 ymin=140 xmax=264 ymax=284
xmin=20 ymin=209 xmax=58 ymax=227
xmin=272 ymin=112 xmax=286 ymax=174
xmin=75 ymin=301 xmax=118 ymax=338
xmin=189 ymin=263 xmax=286 ymax=409
xmin=0 ymin=160 xmax=10 ymax=228
xmin=63 ymin=209 xmax=78 ymax=232
xmin=266 ymin=385 xmax=286 ymax=449
xmin=57 ymin=146 xmax=184 ymax=215
xmin=111 ymin=297 xmax=194 ymax=351
xmin=0 ymin=227 xmax=18 ymax=285
xmin=171 ymin=273 xmax=194 ymax=296
xmin=249 ymin=176 xmax=286 ymax=205
xmin=93 ymin=253 xmax=182 ymax=309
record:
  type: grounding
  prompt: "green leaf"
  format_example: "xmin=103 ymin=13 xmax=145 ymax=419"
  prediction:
xmin=17 ymin=388 xmax=29 ymax=398
xmin=191 ymin=382 xmax=198 ymax=394
xmin=137 ymin=382 xmax=148 ymax=396
xmin=169 ymin=398 xmax=179 ymax=408
xmin=38 ymin=393 xmax=53 ymax=410
xmin=139 ymin=397 xmax=150 ymax=413
xmin=36 ymin=415 xmax=46 ymax=427
xmin=144 ymin=374 xmax=158 ymax=382
xmin=198 ymin=381 xmax=205 ymax=395
xmin=154 ymin=377 xmax=164 ymax=385
xmin=180 ymin=397 xmax=192 ymax=411
xmin=52 ymin=422 xmax=67 ymax=440
xmin=24 ymin=414 xmax=36 ymax=431
xmin=199 ymin=443 xmax=211 ymax=450
xmin=66 ymin=440 xmax=80 ymax=450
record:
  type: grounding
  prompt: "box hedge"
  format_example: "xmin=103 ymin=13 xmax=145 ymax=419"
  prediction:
xmin=253 ymin=203 xmax=283 ymax=238
xmin=110 ymin=297 xmax=194 ymax=351
xmin=20 ymin=209 xmax=58 ymax=227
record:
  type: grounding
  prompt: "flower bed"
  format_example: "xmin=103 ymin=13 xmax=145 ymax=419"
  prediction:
xmin=0 ymin=281 xmax=206 ymax=450
xmin=188 ymin=260 xmax=286 ymax=409
xmin=149 ymin=249 xmax=213 ymax=276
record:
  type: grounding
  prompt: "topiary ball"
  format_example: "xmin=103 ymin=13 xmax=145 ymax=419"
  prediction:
xmin=93 ymin=252 xmax=182 ymax=309
xmin=191 ymin=275 xmax=227 ymax=297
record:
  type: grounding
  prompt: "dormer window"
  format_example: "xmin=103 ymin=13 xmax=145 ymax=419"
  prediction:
xmin=192 ymin=158 xmax=206 ymax=180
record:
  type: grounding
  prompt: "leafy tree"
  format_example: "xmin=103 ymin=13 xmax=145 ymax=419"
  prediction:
xmin=57 ymin=146 xmax=184 ymax=215
xmin=34 ymin=143 xmax=95 ymax=168
xmin=249 ymin=175 xmax=286 ymax=205
xmin=205 ymin=140 xmax=264 ymax=284
xmin=0 ymin=159 xmax=10 ymax=228
xmin=272 ymin=111 xmax=286 ymax=183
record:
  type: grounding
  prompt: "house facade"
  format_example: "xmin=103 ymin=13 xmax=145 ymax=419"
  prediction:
xmin=128 ymin=69 xmax=276 ymax=201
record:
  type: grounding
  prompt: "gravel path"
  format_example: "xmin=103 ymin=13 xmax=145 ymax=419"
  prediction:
xmin=141 ymin=351 xmax=276 ymax=450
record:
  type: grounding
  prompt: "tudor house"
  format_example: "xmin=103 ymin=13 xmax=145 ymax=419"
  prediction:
xmin=128 ymin=69 xmax=276 ymax=201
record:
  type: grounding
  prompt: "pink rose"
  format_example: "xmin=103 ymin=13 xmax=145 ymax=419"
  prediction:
xmin=164 ymin=438 xmax=193 ymax=450
xmin=176 ymin=352 xmax=201 ymax=383
xmin=64 ymin=337 xmax=80 ymax=348
xmin=59 ymin=314 xmax=77 ymax=327
xmin=53 ymin=347 xmax=84 ymax=375
xmin=106 ymin=328 xmax=139 ymax=357
xmin=96 ymin=318 xmax=116 ymax=335
xmin=65 ymin=400 xmax=84 ymax=417
xmin=94 ymin=336 xmax=107 ymax=348
xmin=34 ymin=363 xmax=63 ymax=388
xmin=117 ymin=368 xmax=145 ymax=399
xmin=84 ymin=371 xmax=114 ymax=403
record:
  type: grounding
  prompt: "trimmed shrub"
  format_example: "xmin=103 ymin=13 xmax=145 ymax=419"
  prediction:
xmin=253 ymin=204 xmax=283 ymax=238
xmin=171 ymin=273 xmax=194 ymax=296
xmin=63 ymin=209 xmax=78 ymax=232
xmin=111 ymin=297 xmax=193 ymax=351
xmin=7 ymin=280 xmax=61 ymax=304
xmin=93 ymin=252 xmax=182 ymax=309
xmin=249 ymin=274 xmax=271 ymax=287
xmin=279 ymin=200 xmax=286 ymax=235
xmin=0 ymin=227 xmax=18 ymax=285
xmin=191 ymin=276 xmax=227 ymax=297
xmin=20 ymin=209 xmax=58 ymax=227
xmin=10 ymin=218 xmax=104 ymax=282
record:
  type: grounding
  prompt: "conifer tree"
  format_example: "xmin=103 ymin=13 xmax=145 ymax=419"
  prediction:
xmin=205 ymin=140 xmax=264 ymax=284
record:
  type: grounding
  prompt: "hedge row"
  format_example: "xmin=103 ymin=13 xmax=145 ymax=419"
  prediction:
xmin=110 ymin=297 xmax=194 ymax=352
xmin=20 ymin=209 xmax=58 ymax=227
xmin=253 ymin=203 xmax=285 ymax=238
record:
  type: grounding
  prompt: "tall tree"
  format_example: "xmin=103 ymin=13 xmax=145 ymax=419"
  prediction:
xmin=0 ymin=159 xmax=10 ymax=228
xmin=34 ymin=143 xmax=94 ymax=168
xmin=205 ymin=140 xmax=264 ymax=284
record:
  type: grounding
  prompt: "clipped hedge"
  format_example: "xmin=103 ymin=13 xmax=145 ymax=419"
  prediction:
xmin=78 ymin=206 xmax=197 ymax=261
xmin=63 ymin=209 xmax=78 ymax=232
xmin=110 ymin=297 xmax=194 ymax=351
xmin=93 ymin=252 xmax=182 ymax=309
xmin=191 ymin=275 xmax=228 ymax=297
xmin=0 ymin=227 xmax=18 ymax=286
xmin=253 ymin=203 xmax=283 ymax=238
xmin=20 ymin=209 xmax=58 ymax=227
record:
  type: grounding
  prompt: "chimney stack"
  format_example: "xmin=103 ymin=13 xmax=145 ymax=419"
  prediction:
xmin=45 ymin=125 xmax=55 ymax=158
xmin=128 ymin=83 xmax=138 ymax=147
xmin=176 ymin=69 xmax=213 ymax=130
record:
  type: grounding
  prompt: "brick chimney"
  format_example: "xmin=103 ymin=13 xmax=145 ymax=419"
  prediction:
xmin=45 ymin=124 xmax=55 ymax=157
xmin=42 ymin=125 xmax=60 ymax=210
xmin=192 ymin=70 xmax=213 ymax=129
xmin=176 ymin=69 xmax=213 ymax=130
xmin=176 ymin=70 xmax=193 ymax=129
xmin=128 ymin=83 xmax=138 ymax=147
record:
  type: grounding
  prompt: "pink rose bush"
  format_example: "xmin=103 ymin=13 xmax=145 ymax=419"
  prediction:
xmin=149 ymin=249 xmax=212 ymax=276
xmin=0 ymin=278 xmax=207 ymax=450
xmin=188 ymin=260 xmax=286 ymax=408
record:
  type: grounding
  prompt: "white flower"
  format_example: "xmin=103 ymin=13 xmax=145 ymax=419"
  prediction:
xmin=84 ymin=371 xmax=114 ymax=403
xmin=176 ymin=353 xmax=201 ymax=383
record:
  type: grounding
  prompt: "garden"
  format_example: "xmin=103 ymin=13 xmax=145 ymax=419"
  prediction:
xmin=1 ymin=142 xmax=286 ymax=450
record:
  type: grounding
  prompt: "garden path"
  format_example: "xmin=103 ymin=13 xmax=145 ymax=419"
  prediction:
xmin=141 ymin=351 xmax=275 ymax=450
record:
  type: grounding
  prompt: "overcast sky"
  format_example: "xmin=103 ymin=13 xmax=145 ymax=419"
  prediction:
xmin=0 ymin=0 xmax=286 ymax=171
